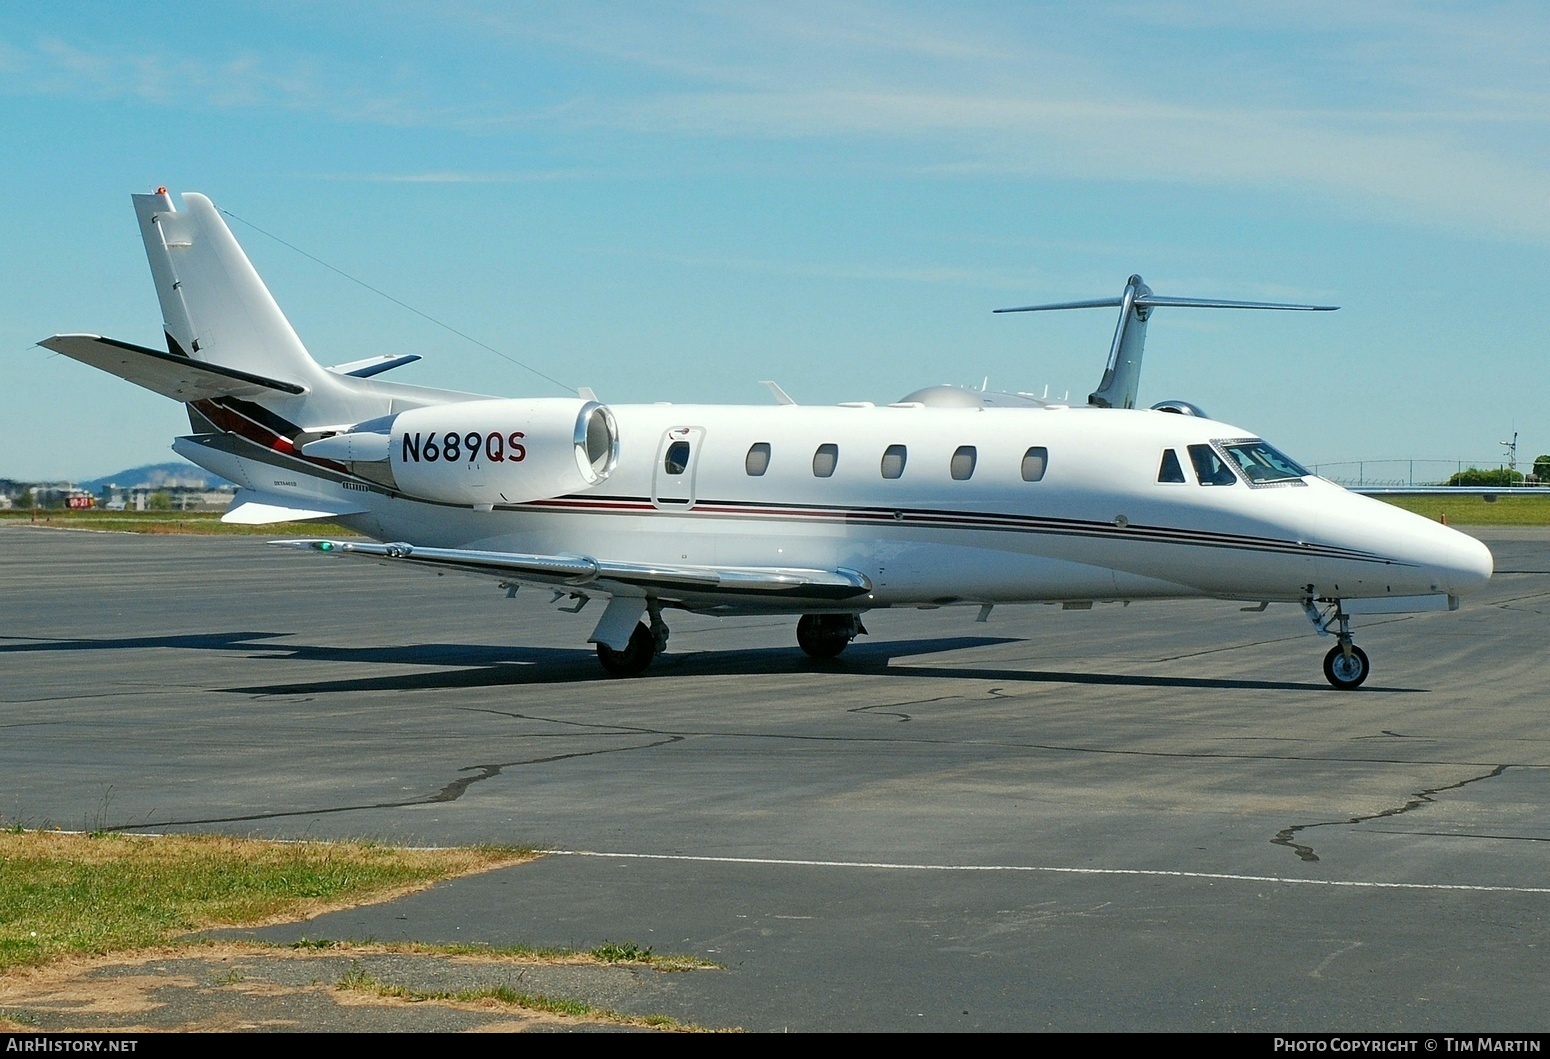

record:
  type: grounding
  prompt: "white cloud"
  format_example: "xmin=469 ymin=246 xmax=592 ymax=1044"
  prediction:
xmin=6 ymin=4 xmax=1547 ymax=241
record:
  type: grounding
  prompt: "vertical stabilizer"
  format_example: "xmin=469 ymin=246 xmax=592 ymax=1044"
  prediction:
xmin=1090 ymin=274 xmax=1150 ymax=409
xmin=133 ymin=190 xmax=326 ymax=389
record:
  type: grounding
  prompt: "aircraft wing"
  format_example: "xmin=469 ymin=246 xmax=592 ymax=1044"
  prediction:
xmin=38 ymin=334 xmax=307 ymax=401
xmin=271 ymin=538 xmax=872 ymax=601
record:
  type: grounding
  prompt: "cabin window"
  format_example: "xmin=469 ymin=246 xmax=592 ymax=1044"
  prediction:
xmin=880 ymin=444 xmax=907 ymax=479
xmin=1188 ymin=444 xmax=1237 ymax=486
xmin=745 ymin=442 xmax=771 ymax=476
xmin=1158 ymin=449 xmax=1186 ymax=483
xmin=950 ymin=445 xmax=977 ymax=481
xmin=664 ymin=440 xmax=691 ymax=475
xmin=1219 ymin=439 xmax=1308 ymax=484
xmin=813 ymin=443 xmax=839 ymax=478
xmin=1020 ymin=446 xmax=1048 ymax=482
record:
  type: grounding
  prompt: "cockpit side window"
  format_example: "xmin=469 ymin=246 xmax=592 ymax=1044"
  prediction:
xmin=1157 ymin=449 xmax=1186 ymax=483
xmin=1188 ymin=444 xmax=1237 ymax=486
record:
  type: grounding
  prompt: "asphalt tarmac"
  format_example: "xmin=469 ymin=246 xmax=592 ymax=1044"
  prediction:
xmin=2 ymin=524 xmax=1547 ymax=1032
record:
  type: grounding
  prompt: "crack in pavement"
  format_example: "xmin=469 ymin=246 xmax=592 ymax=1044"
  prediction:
xmin=456 ymin=708 xmax=1534 ymax=776
xmin=430 ymin=735 xmax=684 ymax=802
xmin=394 ymin=706 xmax=1550 ymax=772
xmin=847 ymin=695 xmax=966 ymax=722
xmin=1271 ymin=764 xmax=1512 ymax=863
xmin=100 ymin=735 xmax=682 ymax=833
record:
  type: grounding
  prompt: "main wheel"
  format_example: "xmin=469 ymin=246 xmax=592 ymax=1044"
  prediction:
xmin=1323 ymin=644 xmax=1370 ymax=690
xmin=597 ymin=621 xmax=656 ymax=677
xmin=797 ymin=614 xmax=855 ymax=660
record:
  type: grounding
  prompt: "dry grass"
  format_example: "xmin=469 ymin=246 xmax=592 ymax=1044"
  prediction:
xmin=0 ymin=830 xmax=533 ymax=971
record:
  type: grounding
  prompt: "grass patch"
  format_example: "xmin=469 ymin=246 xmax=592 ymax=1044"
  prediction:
xmin=0 ymin=830 xmax=532 ymax=971
xmin=591 ymin=940 xmax=653 ymax=963
xmin=0 ymin=509 xmax=350 ymax=536
xmin=1375 ymin=494 xmax=1550 ymax=525
xmin=281 ymin=937 xmax=711 ymax=971
xmin=335 ymin=964 xmax=710 ymax=1031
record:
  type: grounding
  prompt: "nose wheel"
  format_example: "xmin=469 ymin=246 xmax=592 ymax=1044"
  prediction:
xmin=1305 ymin=599 xmax=1371 ymax=690
xmin=1322 ymin=643 xmax=1370 ymax=690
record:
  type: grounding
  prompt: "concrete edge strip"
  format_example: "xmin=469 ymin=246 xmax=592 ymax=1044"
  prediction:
xmin=543 ymin=849 xmax=1550 ymax=895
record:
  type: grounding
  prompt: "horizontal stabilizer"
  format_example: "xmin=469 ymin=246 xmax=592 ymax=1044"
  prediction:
xmin=39 ymin=334 xmax=307 ymax=401
xmin=994 ymin=274 xmax=1338 ymax=410
xmin=994 ymin=295 xmax=1338 ymax=314
xmin=222 ymin=488 xmax=369 ymax=525
xmin=326 ymin=354 xmax=423 ymax=379
xmin=272 ymin=539 xmax=873 ymax=600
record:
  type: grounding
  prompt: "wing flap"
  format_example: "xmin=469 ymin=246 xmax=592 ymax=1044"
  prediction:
xmin=271 ymin=539 xmax=873 ymax=600
xmin=38 ymin=334 xmax=307 ymax=401
xmin=224 ymin=489 xmax=370 ymax=525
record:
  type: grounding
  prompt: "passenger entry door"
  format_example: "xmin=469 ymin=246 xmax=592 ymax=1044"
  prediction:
xmin=652 ymin=426 xmax=705 ymax=508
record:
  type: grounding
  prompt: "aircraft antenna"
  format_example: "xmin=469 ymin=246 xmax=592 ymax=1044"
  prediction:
xmin=218 ymin=208 xmax=576 ymax=395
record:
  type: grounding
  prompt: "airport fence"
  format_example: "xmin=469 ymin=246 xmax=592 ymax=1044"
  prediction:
xmin=1308 ymin=459 xmax=1526 ymax=487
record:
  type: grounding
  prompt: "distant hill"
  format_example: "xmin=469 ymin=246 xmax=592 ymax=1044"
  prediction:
xmin=78 ymin=461 xmax=235 ymax=492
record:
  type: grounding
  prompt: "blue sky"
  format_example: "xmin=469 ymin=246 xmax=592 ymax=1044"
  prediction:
xmin=3 ymin=1 xmax=1547 ymax=480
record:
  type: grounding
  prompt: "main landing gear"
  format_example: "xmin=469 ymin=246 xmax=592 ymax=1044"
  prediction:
xmin=596 ymin=602 xmax=670 ymax=677
xmin=797 ymin=614 xmax=866 ymax=660
xmin=1304 ymin=599 xmax=1370 ymax=690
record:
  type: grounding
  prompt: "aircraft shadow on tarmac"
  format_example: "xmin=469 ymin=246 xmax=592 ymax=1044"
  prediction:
xmin=2 ymin=630 xmax=1405 ymax=693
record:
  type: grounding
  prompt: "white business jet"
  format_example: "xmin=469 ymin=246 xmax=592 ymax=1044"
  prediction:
xmin=38 ymin=190 xmax=1492 ymax=688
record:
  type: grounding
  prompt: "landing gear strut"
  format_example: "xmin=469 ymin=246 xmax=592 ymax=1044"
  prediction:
xmin=595 ymin=601 xmax=670 ymax=677
xmin=1304 ymin=599 xmax=1370 ymax=690
xmin=797 ymin=613 xmax=866 ymax=660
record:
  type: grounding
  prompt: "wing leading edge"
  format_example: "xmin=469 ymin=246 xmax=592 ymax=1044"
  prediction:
xmin=271 ymin=539 xmax=873 ymax=601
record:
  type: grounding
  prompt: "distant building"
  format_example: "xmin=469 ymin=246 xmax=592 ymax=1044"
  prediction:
xmin=124 ymin=484 xmax=238 ymax=512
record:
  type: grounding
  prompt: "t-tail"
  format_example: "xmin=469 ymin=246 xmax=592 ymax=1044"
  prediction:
xmin=39 ymin=188 xmax=614 ymax=527
xmin=36 ymin=189 xmax=499 ymax=524
xmin=995 ymin=275 xmax=1337 ymax=410
xmin=134 ymin=189 xmax=335 ymax=386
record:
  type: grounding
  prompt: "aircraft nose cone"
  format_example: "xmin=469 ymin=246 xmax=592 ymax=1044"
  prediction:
xmin=1446 ymin=530 xmax=1494 ymax=593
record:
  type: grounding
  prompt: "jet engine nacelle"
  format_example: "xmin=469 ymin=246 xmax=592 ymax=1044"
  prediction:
xmin=388 ymin=398 xmax=618 ymax=506
xmin=301 ymin=397 xmax=617 ymax=506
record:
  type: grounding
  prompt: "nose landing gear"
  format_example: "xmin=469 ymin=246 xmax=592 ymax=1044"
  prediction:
xmin=1305 ymin=599 xmax=1370 ymax=690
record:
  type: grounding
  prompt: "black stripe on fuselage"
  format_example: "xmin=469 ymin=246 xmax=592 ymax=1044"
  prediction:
xmin=211 ymin=441 xmax=1406 ymax=569
xmin=519 ymin=495 xmax=1405 ymax=567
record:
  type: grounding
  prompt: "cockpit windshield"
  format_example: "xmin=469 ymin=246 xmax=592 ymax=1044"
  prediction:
xmin=1219 ymin=439 xmax=1308 ymax=484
